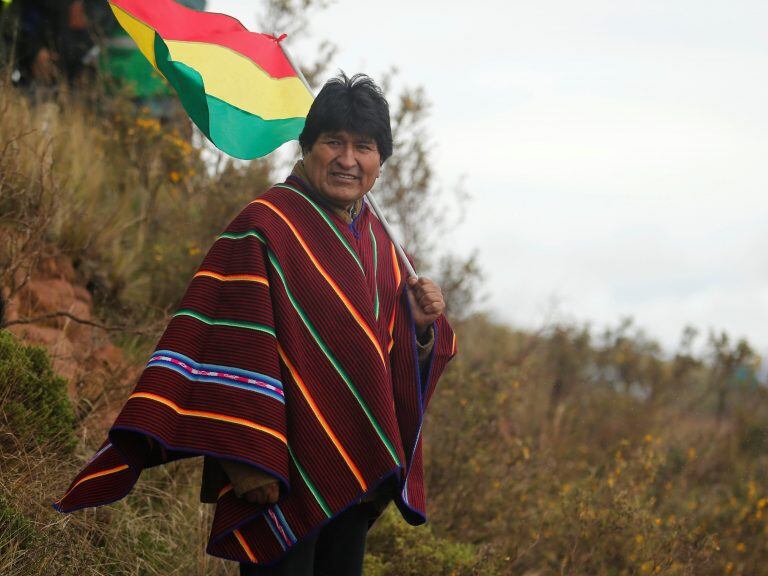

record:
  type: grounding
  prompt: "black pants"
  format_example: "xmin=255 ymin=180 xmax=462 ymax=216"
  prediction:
xmin=239 ymin=502 xmax=377 ymax=576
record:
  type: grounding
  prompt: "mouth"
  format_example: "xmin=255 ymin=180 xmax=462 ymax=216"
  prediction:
xmin=330 ymin=172 xmax=359 ymax=181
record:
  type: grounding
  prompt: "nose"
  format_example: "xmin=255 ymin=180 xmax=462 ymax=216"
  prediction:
xmin=335 ymin=143 xmax=356 ymax=169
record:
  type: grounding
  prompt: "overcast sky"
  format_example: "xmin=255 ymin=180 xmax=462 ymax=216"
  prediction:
xmin=209 ymin=0 xmax=768 ymax=355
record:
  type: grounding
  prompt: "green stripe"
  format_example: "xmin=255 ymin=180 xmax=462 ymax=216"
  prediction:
xmin=217 ymin=230 xmax=266 ymax=243
xmin=268 ymin=251 xmax=401 ymax=467
xmin=272 ymin=184 xmax=364 ymax=274
xmin=153 ymin=34 xmax=304 ymax=160
xmin=206 ymin=96 xmax=305 ymax=160
xmin=289 ymin=446 xmax=332 ymax=517
xmin=174 ymin=309 xmax=275 ymax=337
xmin=369 ymin=224 xmax=379 ymax=320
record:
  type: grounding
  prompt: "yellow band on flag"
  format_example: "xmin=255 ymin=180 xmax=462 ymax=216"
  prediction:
xmin=110 ymin=4 xmax=159 ymax=70
xmin=164 ymin=40 xmax=313 ymax=120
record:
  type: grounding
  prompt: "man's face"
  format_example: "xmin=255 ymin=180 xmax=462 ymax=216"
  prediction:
xmin=302 ymin=130 xmax=381 ymax=209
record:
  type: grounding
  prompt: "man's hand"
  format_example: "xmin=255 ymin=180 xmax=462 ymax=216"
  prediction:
xmin=406 ymin=276 xmax=445 ymax=336
xmin=242 ymin=481 xmax=280 ymax=506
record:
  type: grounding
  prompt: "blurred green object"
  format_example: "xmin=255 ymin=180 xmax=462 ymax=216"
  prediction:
xmin=100 ymin=29 xmax=170 ymax=98
xmin=99 ymin=0 xmax=206 ymax=100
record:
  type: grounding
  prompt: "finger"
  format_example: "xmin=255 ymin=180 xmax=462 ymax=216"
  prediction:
xmin=244 ymin=489 xmax=261 ymax=504
xmin=423 ymin=301 xmax=445 ymax=315
xmin=412 ymin=286 xmax=438 ymax=304
xmin=417 ymin=292 xmax=443 ymax=309
xmin=417 ymin=294 xmax=435 ymax=309
xmin=428 ymin=304 xmax=445 ymax=315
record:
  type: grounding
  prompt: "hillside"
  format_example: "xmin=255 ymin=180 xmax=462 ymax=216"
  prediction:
xmin=2 ymin=82 xmax=768 ymax=575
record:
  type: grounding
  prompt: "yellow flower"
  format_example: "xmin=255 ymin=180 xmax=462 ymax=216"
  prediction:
xmin=635 ymin=534 xmax=644 ymax=544
xmin=654 ymin=517 xmax=662 ymax=526
xmin=736 ymin=542 xmax=746 ymax=553
xmin=170 ymin=171 xmax=182 ymax=183
xmin=687 ymin=447 xmax=697 ymax=460
xmin=725 ymin=563 xmax=733 ymax=574
xmin=188 ymin=247 xmax=201 ymax=256
xmin=644 ymin=434 xmax=653 ymax=443
xmin=758 ymin=497 xmax=768 ymax=509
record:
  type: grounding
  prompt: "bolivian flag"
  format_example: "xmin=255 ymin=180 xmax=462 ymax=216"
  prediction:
xmin=108 ymin=0 xmax=314 ymax=158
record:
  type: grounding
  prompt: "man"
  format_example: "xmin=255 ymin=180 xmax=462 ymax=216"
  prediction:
xmin=55 ymin=73 xmax=457 ymax=576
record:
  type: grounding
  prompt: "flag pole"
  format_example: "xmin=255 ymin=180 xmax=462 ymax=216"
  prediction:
xmin=277 ymin=37 xmax=419 ymax=280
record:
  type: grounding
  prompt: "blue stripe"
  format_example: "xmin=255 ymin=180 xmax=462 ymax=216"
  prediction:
xmin=85 ymin=443 xmax=113 ymax=466
xmin=151 ymin=349 xmax=283 ymax=390
xmin=147 ymin=360 xmax=285 ymax=404
xmin=273 ymin=504 xmax=297 ymax=544
xmin=264 ymin=514 xmax=288 ymax=551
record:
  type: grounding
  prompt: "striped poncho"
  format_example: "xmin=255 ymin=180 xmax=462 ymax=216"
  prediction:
xmin=54 ymin=175 xmax=457 ymax=565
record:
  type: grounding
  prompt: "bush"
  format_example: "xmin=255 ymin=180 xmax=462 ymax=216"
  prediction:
xmin=0 ymin=330 xmax=76 ymax=452
xmin=365 ymin=506 xmax=500 ymax=576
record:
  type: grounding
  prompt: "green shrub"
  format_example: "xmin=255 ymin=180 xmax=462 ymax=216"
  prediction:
xmin=0 ymin=330 xmax=76 ymax=452
xmin=365 ymin=506 xmax=500 ymax=576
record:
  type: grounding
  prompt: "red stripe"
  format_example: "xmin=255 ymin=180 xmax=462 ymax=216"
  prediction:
xmin=109 ymin=0 xmax=298 ymax=78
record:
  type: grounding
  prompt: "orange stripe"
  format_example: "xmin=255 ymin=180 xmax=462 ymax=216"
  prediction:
xmin=388 ymin=304 xmax=396 ymax=353
xmin=388 ymin=242 xmax=402 ymax=354
xmin=129 ymin=392 xmax=287 ymax=444
xmin=218 ymin=484 xmax=233 ymax=498
xmin=451 ymin=332 xmax=458 ymax=356
xmin=57 ymin=464 xmax=129 ymax=504
xmin=234 ymin=529 xmax=257 ymax=563
xmin=254 ymin=199 xmax=385 ymax=366
xmin=390 ymin=242 xmax=402 ymax=288
xmin=278 ymin=345 xmax=368 ymax=491
xmin=194 ymin=270 xmax=269 ymax=286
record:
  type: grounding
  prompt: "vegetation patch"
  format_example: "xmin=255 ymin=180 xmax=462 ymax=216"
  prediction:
xmin=0 ymin=330 xmax=76 ymax=452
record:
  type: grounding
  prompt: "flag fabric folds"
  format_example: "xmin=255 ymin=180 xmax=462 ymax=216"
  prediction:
xmin=108 ymin=0 xmax=314 ymax=158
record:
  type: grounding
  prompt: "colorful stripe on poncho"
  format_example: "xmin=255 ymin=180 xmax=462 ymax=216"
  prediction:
xmin=108 ymin=0 xmax=313 ymax=158
xmin=54 ymin=176 xmax=457 ymax=565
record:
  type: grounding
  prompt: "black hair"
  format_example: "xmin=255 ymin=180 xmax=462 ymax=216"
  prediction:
xmin=299 ymin=72 xmax=393 ymax=163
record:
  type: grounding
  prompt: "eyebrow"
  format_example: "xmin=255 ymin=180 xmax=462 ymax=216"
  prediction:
xmin=325 ymin=132 xmax=376 ymax=144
